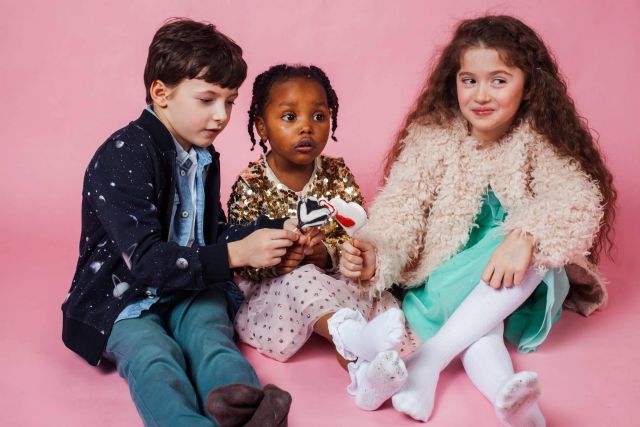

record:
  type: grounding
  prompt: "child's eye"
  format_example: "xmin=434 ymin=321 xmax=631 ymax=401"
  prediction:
xmin=226 ymin=99 xmax=236 ymax=106
xmin=461 ymin=77 xmax=475 ymax=85
xmin=492 ymin=78 xmax=507 ymax=85
xmin=281 ymin=113 xmax=295 ymax=121
xmin=313 ymin=113 xmax=326 ymax=121
xmin=199 ymin=98 xmax=213 ymax=104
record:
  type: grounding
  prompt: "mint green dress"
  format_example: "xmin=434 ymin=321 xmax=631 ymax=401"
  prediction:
xmin=402 ymin=189 xmax=570 ymax=353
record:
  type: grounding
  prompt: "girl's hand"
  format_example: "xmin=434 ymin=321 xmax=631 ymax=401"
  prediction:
xmin=340 ymin=239 xmax=376 ymax=281
xmin=481 ymin=230 xmax=535 ymax=289
xmin=301 ymin=227 xmax=324 ymax=256
xmin=303 ymin=241 xmax=330 ymax=269
xmin=275 ymin=234 xmax=307 ymax=275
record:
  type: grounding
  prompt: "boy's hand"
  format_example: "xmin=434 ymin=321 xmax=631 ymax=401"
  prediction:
xmin=228 ymin=229 xmax=299 ymax=269
xmin=481 ymin=230 xmax=534 ymax=289
xmin=283 ymin=218 xmax=299 ymax=233
xmin=340 ymin=239 xmax=376 ymax=281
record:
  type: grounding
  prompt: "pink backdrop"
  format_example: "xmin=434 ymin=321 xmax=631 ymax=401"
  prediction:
xmin=1 ymin=1 xmax=639 ymax=426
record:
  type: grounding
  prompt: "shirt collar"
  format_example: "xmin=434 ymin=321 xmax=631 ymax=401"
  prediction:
xmin=146 ymin=105 xmax=212 ymax=168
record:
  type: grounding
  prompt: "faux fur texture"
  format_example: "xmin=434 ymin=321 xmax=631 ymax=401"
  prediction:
xmin=358 ymin=118 xmax=607 ymax=316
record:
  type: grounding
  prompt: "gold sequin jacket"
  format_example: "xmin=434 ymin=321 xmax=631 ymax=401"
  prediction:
xmin=228 ymin=154 xmax=364 ymax=282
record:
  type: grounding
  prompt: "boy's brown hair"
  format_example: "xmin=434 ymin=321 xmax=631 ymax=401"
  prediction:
xmin=143 ymin=18 xmax=247 ymax=104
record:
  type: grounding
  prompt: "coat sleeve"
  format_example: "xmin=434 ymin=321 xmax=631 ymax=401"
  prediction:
xmin=218 ymin=196 xmax=286 ymax=244
xmin=86 ymin=136 xmax=231 ymax=293
xmin=500 ymin=140 xmax=604 ymax=268
xmin=357 ymin=124 xmax=444 ymax=293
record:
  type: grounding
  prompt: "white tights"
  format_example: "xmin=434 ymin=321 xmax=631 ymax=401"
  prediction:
xmin=392 ymin=269 xmax=546 ymax=426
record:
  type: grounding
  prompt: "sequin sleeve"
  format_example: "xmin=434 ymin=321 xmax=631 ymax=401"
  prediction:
xmin=228 ymin=177 xmax=261 ymax=226
xmin=227 ymin=176 xmax=279 ymax=282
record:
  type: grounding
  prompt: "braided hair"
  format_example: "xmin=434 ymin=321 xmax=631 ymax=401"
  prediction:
xmin=247 ymin=64 xmax=339 ymax=152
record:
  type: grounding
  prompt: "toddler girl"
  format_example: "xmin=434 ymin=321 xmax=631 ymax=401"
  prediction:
xmin=228 ymin=64 xmax=419 ymax=410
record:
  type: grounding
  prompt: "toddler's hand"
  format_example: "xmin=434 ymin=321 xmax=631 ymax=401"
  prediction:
xmin=301 ymin=226 xmax=323 ymax=256
xmin=303 ymin=240 xmax=330 ymax=270
xmin=340 ymin=239 xmax=376 ymax=281
xmin=276 ymin=234 xmax=308 ymax=275
xmin=482 ymin=230 xmax=534 ymax=289
xmin=228 ymin=229 xmax=299 ymax=269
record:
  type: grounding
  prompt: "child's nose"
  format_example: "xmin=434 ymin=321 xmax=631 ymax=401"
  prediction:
xmin=211 ymin=102 xmax=228 ymax=123
xmin=298 ymin=117 xmax=312 ymax=134
xmin=475 ymin=84 xmax=491 ymax=103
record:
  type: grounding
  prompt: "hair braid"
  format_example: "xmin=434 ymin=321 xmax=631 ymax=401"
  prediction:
xmin=247 ymin=64 xmax=340 ymax=152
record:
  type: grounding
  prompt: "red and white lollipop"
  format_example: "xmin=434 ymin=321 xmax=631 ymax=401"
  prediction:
xmin=320 ymin=197 xmax=367 ymax=236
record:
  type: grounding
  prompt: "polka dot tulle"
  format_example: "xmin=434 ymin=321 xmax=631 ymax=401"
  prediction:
xmin=235 ymin=264 xmax=403 ymax=362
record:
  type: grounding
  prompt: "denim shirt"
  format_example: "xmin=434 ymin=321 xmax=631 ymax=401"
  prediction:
xmin=115 ymin=107 xmax=211 ymax=322
xmin=169 ymin=143 xmax=211 ymax=246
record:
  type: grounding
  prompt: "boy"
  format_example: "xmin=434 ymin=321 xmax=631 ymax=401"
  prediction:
xmin=62 ymin=18 xmax=297 ymax=427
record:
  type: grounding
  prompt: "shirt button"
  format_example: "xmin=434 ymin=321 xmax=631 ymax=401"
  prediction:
xmin=181 ymin=211 xmax=189 ymax=218
xmin=180 ymin=170 xmax=186 ymax=176
xmin=176 ymin=258 xmax=189 ymax=269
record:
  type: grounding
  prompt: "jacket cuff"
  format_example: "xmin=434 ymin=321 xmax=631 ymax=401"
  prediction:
xmin=198 ymin=244 xmax=232 ymax=284
xmin=257 ymin=216 xmax=287 ymax=229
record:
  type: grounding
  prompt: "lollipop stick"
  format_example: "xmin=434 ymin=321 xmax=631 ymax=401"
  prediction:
xmin=303 ymin=228 xmax=314 ymax=249
xmin=349 ymin=237 xmax=366 ymax=295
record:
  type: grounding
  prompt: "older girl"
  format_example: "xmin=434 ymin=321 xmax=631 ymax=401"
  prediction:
xmin=341 ymin=15 xmax=615 ymax=426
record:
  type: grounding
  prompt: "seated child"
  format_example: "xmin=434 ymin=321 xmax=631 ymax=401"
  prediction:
xmin=340 ymin=15 xmax=614 ymax=426
xmin=227 ymin=64 xmax=420 ymax=411
xmin=61 ymin=18 xmax=298 ymax=427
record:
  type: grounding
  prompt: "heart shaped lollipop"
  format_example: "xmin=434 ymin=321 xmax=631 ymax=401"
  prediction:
xmin=325 ymin=197 xmax=367 ymax=236
xmin=297 ymin=196 xmax=332 ymax=229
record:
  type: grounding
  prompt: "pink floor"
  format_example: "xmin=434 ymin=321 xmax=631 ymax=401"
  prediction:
xmin=1 ymin=230 xmax=638 ymax=427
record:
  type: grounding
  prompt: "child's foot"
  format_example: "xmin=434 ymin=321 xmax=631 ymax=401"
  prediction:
xmin=328 ymin=308 xmax=405 ymax=361
xmin=246 ymin=384 xmax=292 ymax=427
xmin=391 ymin=345 xmax=440 ymax=422
xmin=206 ymin=383 xmax=264 ymax=427
xmin=495 ymin=371 xmax=545 ymax=427
xmin=347 ymin=350 xmax=408 ymax=411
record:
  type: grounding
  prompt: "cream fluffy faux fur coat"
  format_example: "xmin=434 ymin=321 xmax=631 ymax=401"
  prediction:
xmin=359 ymin=118 xmax=607 ymax=316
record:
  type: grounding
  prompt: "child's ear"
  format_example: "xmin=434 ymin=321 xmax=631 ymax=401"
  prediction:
xmin=150 ymin=80 xmax=171 ymax=108
xmin=255 ymin=117 xmax=268 ymax=141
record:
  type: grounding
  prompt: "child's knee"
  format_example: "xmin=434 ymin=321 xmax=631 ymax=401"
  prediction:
xmin=121 ymin=334 xmax=186 ymax=378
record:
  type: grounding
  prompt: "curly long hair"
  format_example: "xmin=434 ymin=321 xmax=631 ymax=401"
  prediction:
xmin=384 ymin=15 xmax=616 ymax=261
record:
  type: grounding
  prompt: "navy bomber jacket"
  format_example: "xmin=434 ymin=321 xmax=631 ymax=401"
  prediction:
xmin=62 ymin=109 xmax=285 ymax=366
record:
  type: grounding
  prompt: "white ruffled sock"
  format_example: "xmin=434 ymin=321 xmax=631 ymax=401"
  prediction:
xmin=347 ymin=350 xmax=408 ymax=411
xmin=462 ymin=324 xmax=546 ymax=427
xmin=328 ymin=307 xmax=405 ymax=361
xmin=495 ymin=372 xmax=545 ymax=427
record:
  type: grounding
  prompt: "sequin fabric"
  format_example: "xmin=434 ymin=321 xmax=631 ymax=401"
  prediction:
xmin=227 ymin=154 xmax=365 ymax=281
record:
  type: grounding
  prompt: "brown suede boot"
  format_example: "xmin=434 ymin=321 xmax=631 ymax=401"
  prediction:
xmin=206 ymin=383 xmax=265 ymax=427
xmin=245 ymin=384 xmax=292 ymax=427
